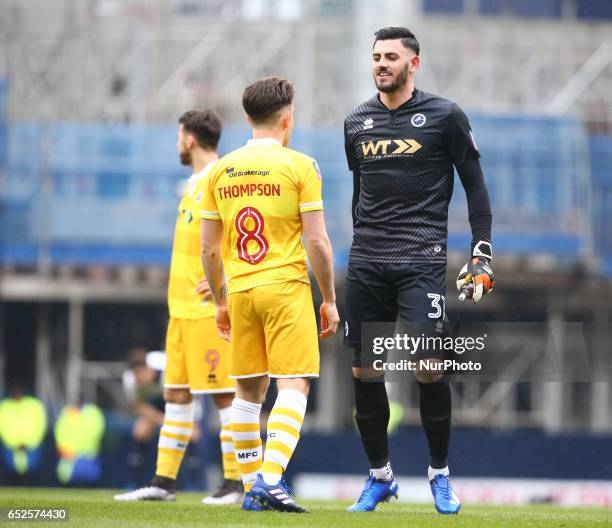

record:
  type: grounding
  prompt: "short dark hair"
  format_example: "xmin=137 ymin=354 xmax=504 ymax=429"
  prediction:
xmin=126 ymin=347 xmax=148 ymax=369
xmin=242 ymin=77 xmax=294 ymax=126
xmin=178 ymin=109 xmax=222 ymax=150
xmin=374 ymin=26 xmax=420 ymax=56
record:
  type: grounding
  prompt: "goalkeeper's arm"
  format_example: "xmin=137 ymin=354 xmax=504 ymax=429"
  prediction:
xmin=457 ymin=158 xmax=494 ymax=302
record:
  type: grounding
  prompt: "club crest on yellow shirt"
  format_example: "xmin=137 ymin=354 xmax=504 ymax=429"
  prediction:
xmin=182 ymin=209 xmax=193 ymax=224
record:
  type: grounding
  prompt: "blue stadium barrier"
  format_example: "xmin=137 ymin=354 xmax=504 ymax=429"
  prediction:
xmin=0 ymin=413 xmax=208 ymax=490
xmin=0 ymin=115 xmax=598 ymax=270
xmin=0 ymin=78 xmax=6 ymax=167
xmin=480 ymin=0 xmax=562 ymax=18
xmin=426 ymin=0 xmax=564 ymax=18
xmin=576 ymin=0 xmax=612 ymax=20
xmin=290 ymin=427 xmax=612 ymax=481
xmin=422 ymin=0 xmax=612 ymax=19
xmin=0 ymin=78 xmax=6 ymax=118
xmin=5 ymin=421 xmax=612 ymax=488
xmin=424 ymin=0 xmax=464 ymax=15
xmin=589 ymin=135 xmax=612 ymax=273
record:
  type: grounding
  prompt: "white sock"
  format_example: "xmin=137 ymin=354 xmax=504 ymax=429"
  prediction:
xmin=230 ymin=398 xmax=262 ymax=490
xmin=159 ymin=402 xmax=194 ymax=449
xmin=155 ymin=402 xmax=194 ymax=479
xmin=428 ymin=465 xmax=449 ymax=481
xmin=371 ymin=461 xmax=394 ymax=481
xmin=219 ymin=406 xmax=232 ymax=423
xmin=165 ymin=401 xmax=194 ymax=423
xmin=261 ymin=389 xmax=308 ymax=485
xmin=218 ymin=406 xmax=240 ymax=481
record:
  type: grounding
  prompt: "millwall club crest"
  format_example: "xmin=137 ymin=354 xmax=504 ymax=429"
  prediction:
xmin=411 ymin=113 xmax=426 ymax=127
xmin=363 ymin=118 xmax=374 ymax=130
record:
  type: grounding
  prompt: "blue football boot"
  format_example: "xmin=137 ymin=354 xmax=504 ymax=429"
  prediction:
xmin=251 ymin=474 xmax=308 ymax=513
xmin=241 ymin=491 xmax=268 ymax=511
xmin=430 ymin=474 xmax=461 ymax=514
xmin=347 ymin=473 xmax=399 ymax=512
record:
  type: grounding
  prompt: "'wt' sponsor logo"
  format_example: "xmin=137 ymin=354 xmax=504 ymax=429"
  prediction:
xmin=360 ymin=139 xmax=422 ymax=157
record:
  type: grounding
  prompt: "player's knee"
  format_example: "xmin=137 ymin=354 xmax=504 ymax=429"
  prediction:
xmin=276 ymin=377 xmax=310 ymax=397
xmin=353 ymin=365 xmax=384 ymax=382
xmin=163 ymin=388 xmax=192 ymax=404
xmin=235 ymin=376 xmax=269 ymax=404
xmin=415 ymin=371 xmax=444 ymax=383
xmin=212 ymin=392 xmax=234 ymax=409
xmin=414 ymin=358 xmax=445 ymax=383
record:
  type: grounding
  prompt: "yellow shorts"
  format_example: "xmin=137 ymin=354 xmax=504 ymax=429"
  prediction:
xmin=228 ymin=280 xmax=319 ymax=379
xmin=164 ymin=317 xmax=235 ymax=394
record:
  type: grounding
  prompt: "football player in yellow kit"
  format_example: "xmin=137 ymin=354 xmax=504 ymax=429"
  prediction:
xmin=200 ymin=77 xmax=340 ymax=512
xmin=115 ymin=110 xmax=242 ymax=504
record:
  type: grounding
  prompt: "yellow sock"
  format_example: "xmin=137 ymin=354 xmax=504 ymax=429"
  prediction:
xmin=261 ymin=389 xmax=307 ymax=485
xmin=218 ymin=406 xmax=240 ymax=481
xmin=155 ymin=402 xmax=193 ymax=479
xmin=230 ymin=398 xmax=262 ymax=491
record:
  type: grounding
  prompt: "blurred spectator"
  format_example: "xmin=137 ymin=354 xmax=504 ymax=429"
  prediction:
xmin=0 ymin=384 xmax=47 ymax=485
xmin=123 ymin=348 xmax=166 ymax=442
xmin=121 ymin=348 xmax=200 ymax=487
xmin=54 ymin=403 xmax=106 ymax=485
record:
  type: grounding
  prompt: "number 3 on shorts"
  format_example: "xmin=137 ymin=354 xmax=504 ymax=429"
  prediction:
xmin=427 ymin=293 xmax=445 ymax=319
xmin=235 ymin=206 xmax=269 ymax=265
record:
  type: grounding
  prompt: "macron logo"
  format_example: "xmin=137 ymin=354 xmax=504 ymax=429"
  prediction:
xmin=363 ymin=118 xmax=374 ymax=130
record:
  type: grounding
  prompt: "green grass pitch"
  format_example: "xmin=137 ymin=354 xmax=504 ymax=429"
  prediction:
xmin=0 ymin=488 xmax=610 ymax=527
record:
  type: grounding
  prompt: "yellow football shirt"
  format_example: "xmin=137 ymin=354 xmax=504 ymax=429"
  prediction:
xmin=199 ymin=138 xmax=323 ymax=294
xmin=167 ymin=162 xmax=217 ymax=319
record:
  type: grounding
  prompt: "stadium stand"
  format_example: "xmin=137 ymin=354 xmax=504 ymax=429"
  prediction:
xmin=424 ymin=0 xmax=612 ymax=20
xmin=0 ymin=116 xmax=596 ymax=269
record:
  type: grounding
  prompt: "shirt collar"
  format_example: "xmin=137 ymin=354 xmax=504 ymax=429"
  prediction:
xmin=375 ymin=88 xmax=421 ymax=112
xmin=185 ymin=160 xmax=217 ymax=194
xmin=189 ymin=160 xmax=216 ymax=183
xmin=246 ymin=138 xmax=281 ymax=146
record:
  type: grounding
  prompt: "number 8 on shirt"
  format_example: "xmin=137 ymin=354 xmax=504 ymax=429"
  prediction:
xmin=199 ymin=138 xmax=323 ymax=378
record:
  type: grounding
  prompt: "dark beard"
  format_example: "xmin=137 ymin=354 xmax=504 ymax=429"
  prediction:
xmin=375 ymin=64 xmax=409 ymax=93
xmin=179 ymin=151 xmax=191 ymax=166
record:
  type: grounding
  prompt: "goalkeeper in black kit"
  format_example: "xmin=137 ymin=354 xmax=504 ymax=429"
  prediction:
xmin=343 ymin=27 xmax=494 ymax=514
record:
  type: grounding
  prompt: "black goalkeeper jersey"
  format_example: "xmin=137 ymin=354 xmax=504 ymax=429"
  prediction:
xmin=344 ymin=89 xmax=480 ymax=264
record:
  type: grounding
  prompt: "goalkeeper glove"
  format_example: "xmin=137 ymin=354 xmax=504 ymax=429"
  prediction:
xmin=456 ymin=241 xmax=494 ymax=303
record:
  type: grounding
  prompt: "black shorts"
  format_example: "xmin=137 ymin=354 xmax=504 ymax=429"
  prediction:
xmin=344 ymin=260 xmax=448 ymax=367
